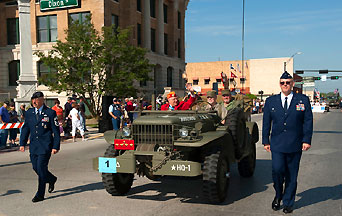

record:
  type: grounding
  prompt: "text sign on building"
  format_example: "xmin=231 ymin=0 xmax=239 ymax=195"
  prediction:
xmin=40 ymin=0 xmax=79 ymax=11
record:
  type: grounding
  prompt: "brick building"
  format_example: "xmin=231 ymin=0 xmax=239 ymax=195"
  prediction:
xmin=0 ymin=0 xmax=188 ymax=105
xmin=186 ymin=57 xmax=295 ymax=97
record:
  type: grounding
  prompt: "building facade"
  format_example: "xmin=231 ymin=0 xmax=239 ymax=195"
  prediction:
xmin=185 ymin=57 xmax=295 ymax=97
xmin=0 ymin=0 xmax=188 ymax=105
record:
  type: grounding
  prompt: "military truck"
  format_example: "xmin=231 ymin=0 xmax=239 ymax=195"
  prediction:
xmin=94 ymin=99 xmax=259 ymax=203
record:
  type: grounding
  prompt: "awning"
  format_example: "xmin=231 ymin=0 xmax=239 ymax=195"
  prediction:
xmin=192 ymin=77 xmax=199 ymax=80
xmin=203 ymin=77 xmax=210 ymax=80
xmin=215 ymin=77 xmax=222 ymax=79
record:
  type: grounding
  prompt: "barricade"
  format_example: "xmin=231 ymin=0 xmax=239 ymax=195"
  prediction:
xmin=0 ymin=122 xmax=24 ymax=129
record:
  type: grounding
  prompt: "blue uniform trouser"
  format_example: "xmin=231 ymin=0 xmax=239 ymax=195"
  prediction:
xmin=112 ymin=118 xmax=121 ymax=130
xmin=0 ymin=129 xmax=8 ymax=148
xmin=271 ymin=151 xmax=302 ymax=207
xmin=30 ymin=153 xmax=57 ymax=198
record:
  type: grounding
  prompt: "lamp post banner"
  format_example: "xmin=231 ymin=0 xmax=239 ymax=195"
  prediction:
xmin=40 ymin=0 xmax=79 ymax=11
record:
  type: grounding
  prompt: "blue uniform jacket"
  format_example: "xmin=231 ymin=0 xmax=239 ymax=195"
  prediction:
xmin=20 ymin=105 xmax=60 ymax=154
xmin=262 ymin=93 xmax=313 ymax=153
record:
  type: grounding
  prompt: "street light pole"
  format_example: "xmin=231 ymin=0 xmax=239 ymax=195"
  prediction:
xmin=284 ymin=51 xmax=302 ymax=72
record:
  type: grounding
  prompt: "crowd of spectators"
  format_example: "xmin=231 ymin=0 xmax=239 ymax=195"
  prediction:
xmin=0 ymin=95 xmax=89 ymax=149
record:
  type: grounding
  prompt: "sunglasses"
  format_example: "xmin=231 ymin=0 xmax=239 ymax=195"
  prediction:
xmin=280 ymin=81 xmax=291 ymax=85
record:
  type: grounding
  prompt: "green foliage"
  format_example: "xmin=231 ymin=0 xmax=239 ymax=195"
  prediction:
xmin=245 ymin=93 xmax=257 ymax=100
xmin=35 ymin=15 xmax=153 ymax=118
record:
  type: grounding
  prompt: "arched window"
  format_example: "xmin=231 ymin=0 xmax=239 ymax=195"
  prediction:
xmin=167 ymin=66 xmax=173 ymax=87
xmin=8 ymin=60 xmax=20 ymax=86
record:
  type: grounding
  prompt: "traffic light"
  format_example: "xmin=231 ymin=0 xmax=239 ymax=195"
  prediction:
xmin=331 ymin=76 xmax=339 ymax=80
xmin=314 ymin=77 xmax=321 ymax=80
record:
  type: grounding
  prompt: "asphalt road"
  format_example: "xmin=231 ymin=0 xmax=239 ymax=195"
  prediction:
xmin=1 ymin=111 xmax=342 ymax=216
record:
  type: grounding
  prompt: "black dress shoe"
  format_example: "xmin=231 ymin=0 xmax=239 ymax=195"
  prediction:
xmin=272 ymin=197 xmax=281 ymax=211
xmin=48 ymin=178 xmax=57 ymax=193
xmin=283 ymin=206 xmax=293 ymax=214
xmin=32 ymin=196 xmax=44 ymax=203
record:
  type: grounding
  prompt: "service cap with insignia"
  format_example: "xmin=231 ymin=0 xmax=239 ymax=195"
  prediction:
xmin=280 ymin=71 xmax=293 ymax=79
xmin=206 ymin=90 xmax=217 ymax=98
xmin=31 ymin=91 xmax=44 ymax=99
xmin=221 ymin=89 xmax=231 ymax=96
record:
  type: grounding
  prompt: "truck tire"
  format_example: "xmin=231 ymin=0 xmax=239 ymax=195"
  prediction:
xmin=225 ymin=108 xmax=246 ymax=158
xmin=238 ymin=139 xmax=256 ymax=178
xmin=203 ymin=150 xmax=230 ymax=203
xmin=101 ymin=144 xmax=134 ymax=195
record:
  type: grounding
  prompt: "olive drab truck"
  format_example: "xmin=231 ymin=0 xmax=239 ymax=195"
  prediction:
xmin=93 ymin=94 xmax=259 ymax=203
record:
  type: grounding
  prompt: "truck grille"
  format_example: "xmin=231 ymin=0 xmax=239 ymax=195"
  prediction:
xmin=132 ymin=124 xmax=177 ymax=146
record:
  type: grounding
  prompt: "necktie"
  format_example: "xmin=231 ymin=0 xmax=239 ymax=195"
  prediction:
xmin=284 ymin=97 xmax=288 ymax=112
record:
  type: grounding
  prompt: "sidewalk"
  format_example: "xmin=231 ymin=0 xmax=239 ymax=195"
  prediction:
xmin=0 ymin=126 xmax=104 ymax=153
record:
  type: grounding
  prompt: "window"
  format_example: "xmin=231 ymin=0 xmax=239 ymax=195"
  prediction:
xmin=150 ymin=0 xmax=156 ymax=18
xmin=179 ymin=70 xmax=183 ymax=88
xmin=163 ymin=4 xmax=168 ymax=23
xmin=7 ymin=18 xmax=19 ymax=45
xmin=8 ymin=61 xmax=20 ymax=86
xmin=151 ymin=28 xmax=156 ymax=52
xmin=69 ymin=12 xmax=91 ymax=24
xmin=137 ymin=0 xmax=141 ymax=12
xmin=38 ymin=61 xmax=56 ymax=82
xmin=140 ymin=80 xmax=147 ymax=87
xmin=193 ymin=79 xmax=199 ymax=85
xmin=216 ymin=79 xmax=222 ymax=84
xmin=113 ymin=0 xmax=119 ymax=2
xmin=167 ymin=67 xmax=173 ymax=87
xmin=5 ymin=1 xmax=17 ymax=6
xmin=178 ymin=38 xmax=181 ymax=58
xmin=112 ymin=14 xmax=119 ymax=29
xmin=137 ymin=24 xmax=142 ymax=46
xmin=164 ymin=33 xmax=168 ymax=55
xmin=204 ymin=79 xmax=210 ymax=85
xmin=178 ymin=11 xmax=181 ymax=29
xmin=37 ymin=15 xmax=57 ymax=42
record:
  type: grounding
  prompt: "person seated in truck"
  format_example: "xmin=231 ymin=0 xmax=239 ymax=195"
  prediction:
xmin=161 ymin=84 xmax=197 ymax=111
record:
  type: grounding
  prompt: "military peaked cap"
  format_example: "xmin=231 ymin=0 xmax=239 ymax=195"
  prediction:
xmin=31 ymin=91 xmax=44 ymax=99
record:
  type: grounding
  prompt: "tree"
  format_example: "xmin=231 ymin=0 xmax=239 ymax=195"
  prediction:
xmin=35 ymin=15 xmax=153 ymax=119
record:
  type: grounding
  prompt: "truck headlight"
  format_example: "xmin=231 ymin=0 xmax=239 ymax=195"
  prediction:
xmin=122 ymin=127 xmax=131 ymax=137
xmin=179 ymin=127 xmax=189 ymax=138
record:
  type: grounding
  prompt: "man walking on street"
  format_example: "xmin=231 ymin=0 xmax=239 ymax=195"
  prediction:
xmin=262 ymin=71 xmax=313 ymax=214
xmin=20 ymin=92 xmax=60 ymax=203
xmin=0 ymin=101 xmax=10 ymax=150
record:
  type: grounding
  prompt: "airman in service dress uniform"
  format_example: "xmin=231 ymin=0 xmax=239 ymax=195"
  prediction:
xmin=262 ymin=71 xmax=313 ymax=214
xmin=20 ymin=92 xmax=60 ymax=203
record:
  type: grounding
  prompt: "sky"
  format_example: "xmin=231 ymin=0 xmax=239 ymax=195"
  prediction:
xmin=185 ymin=0 xmax=342 ymax=93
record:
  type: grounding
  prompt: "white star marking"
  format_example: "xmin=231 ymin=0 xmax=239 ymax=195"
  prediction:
xmin=171 ymin=165 xmax=176 ymax=170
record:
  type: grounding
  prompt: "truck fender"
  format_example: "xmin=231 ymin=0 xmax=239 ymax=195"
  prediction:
xmin=246 ymin=121 xmax=259 ymax=144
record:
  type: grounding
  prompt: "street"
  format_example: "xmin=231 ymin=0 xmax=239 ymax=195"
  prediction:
xmin=1 ymin=111 xmax=342 ymax=216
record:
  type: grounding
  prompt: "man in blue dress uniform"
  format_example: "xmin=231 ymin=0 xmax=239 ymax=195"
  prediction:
xmin=262 ymin=71 xmax=313 ymax=213
xmin=20 ymin=92 xmax=60 ymax=202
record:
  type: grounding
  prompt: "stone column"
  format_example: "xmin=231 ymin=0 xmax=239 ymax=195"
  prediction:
xmin=157 ymin=0 xmax=164 ymax=54
xmin=15 ymin=0 xmax=37 ymax=110
xmin=143 ymin=0 xmax=151 ymax=50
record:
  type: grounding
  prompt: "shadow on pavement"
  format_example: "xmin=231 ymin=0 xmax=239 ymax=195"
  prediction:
xmin=0 ymin=161 xmax=31 ymax=168
xmin=0 ymin=190 xmax=22 ymax=196
xmin=127 ymin=159 xmax=272 ymax=205
xmin=296 ymin=184 xmax=342 ymax=209
xmin=47 ymin=182 xmax=104 ymax=200
xmin=313 ymin=131 xmax=342 ymax=134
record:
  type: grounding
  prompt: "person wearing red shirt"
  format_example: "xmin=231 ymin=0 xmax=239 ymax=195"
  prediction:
xmin=161 ymin=85 xmax=197 ymax=111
